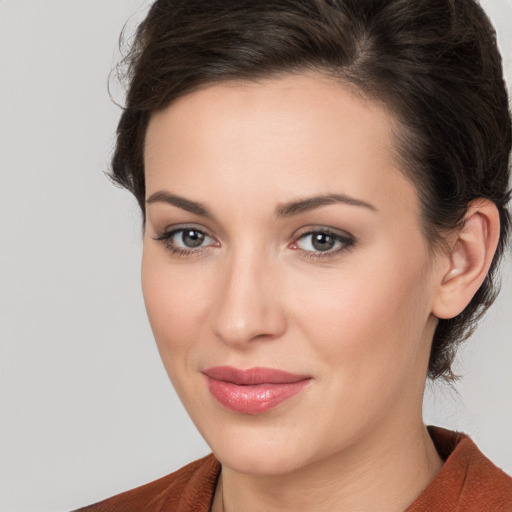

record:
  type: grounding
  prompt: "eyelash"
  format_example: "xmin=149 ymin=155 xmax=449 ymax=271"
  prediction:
xmin=153 ymin=226 xmax=355 ymax=260
xmin=293 ymin=229 xmax=355 ymax=259
xmin=153 ymin=226 xmax=214 ymax=258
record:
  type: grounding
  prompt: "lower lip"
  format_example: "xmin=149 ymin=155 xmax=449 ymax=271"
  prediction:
xmin=205 ymin=377 xmax=311 ymax=415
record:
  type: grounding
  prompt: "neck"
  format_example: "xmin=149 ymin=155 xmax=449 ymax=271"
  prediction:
xmin=212 ymin=421 xmax=443 ymax=512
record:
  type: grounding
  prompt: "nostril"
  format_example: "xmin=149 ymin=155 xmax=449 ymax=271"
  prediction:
xmin=209 ymin=258 xmax=287 ymax=346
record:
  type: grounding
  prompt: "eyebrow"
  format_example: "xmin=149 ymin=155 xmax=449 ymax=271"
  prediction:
xmin=275 ymin=193 xmax=377 ymax=217
xmin=146 ymin=190 xmax=377 ymax=218
xmin=146 ymin=191 xmax=212 ymax=217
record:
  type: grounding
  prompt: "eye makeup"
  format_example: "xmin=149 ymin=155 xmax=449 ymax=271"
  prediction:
xmin=153 ymin=224 xmax=355 ymax=260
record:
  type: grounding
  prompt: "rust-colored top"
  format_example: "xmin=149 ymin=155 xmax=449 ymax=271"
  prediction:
xmin=76 ymin=426 xmax=512 ymax=511
xmin=405 ymin=426 xmax=512 ymax=512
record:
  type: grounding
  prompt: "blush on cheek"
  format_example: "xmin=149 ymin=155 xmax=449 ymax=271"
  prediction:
xmin=298 ymin=258 xmax=430 ymax=381
xmin=142 ymin=265 xmax=210 ymax=354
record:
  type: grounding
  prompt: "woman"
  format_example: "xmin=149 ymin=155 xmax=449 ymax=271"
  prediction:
xmin=77 ymin=0 xmax=512 ymax=510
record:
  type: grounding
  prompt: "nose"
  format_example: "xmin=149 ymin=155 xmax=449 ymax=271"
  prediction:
xmin=209 ymin=248 xmax=287 ymax=348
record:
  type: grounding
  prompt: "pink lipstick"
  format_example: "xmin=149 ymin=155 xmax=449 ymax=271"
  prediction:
xmin=203 ymin=366 xmax=312 ymax=414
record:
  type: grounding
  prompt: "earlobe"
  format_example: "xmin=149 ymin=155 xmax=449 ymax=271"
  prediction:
xmin=432 ymin=199 xmax=500 ymax=320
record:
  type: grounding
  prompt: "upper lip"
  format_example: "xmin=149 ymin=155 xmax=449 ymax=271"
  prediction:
xmin=203 ymin=366 xmax=311 ymax=385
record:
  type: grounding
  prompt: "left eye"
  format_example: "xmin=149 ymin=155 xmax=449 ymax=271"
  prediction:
xmin=294 ymin=230 xmax=353 ymax=254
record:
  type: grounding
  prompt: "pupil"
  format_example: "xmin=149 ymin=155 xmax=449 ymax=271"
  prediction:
xmin=182 ymin=230 xmax=204 ymax=248
xmin=312 ymin=233 xmax=334 ymax=251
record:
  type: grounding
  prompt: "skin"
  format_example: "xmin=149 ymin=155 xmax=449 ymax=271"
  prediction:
xmin=141 ymin=73 xmax=498 ymax=511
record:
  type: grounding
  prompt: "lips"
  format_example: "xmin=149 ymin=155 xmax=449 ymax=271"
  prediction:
xmin=203 ymin=366 xmax=312 ymax=415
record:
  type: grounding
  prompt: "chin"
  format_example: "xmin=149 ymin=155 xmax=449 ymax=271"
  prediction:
xmin=215 ymin=442 xmax=308 ymax=476
xmin=198 ymin=415 xmax=317 ymax=476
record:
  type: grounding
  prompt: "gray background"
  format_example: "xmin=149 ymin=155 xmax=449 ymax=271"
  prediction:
xmin=0 ymin=1 xmax=510 ymax=511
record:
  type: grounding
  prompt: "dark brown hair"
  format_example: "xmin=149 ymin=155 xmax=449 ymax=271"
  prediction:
xmin=111 ymin=0 xmax=511 ymax=381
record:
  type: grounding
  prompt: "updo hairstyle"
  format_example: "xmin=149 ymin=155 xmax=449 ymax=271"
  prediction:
xmin=110 ymin=0 xmax=511 ymax=381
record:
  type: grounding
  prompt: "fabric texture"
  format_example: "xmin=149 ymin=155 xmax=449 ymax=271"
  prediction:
xmin=75 ymin=426 xmax=512 ymax=511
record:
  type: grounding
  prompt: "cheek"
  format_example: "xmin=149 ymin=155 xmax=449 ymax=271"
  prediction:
xmin=291 ymin=246 xmax=433 ymax=381
xmin=141 ymin=247 xmax=226 ymax=424
xmin=141 ymin=247 xmax=211 ymax=360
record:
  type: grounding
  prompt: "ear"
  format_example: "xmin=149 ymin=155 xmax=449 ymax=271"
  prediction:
xmin=432 ymin=199 xmax=500 ymax=320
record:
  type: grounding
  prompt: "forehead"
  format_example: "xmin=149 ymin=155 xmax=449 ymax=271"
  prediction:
xmin=146 ymin=73 xmax=396 ymax=158
xmin=144 ymin=73 xmax=419 ymax=222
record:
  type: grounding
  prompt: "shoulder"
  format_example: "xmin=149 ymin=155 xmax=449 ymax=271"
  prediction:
xmin=74 ymin=454 xmax=220 ymax=512
xmin=407 ymin=426 xmax=512 ymax=512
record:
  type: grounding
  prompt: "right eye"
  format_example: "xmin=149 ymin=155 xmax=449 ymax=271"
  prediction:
xmin=153 ymin=227 xmax=218 ymax=256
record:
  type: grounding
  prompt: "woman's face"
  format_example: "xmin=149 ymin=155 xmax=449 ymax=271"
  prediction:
xmin=142 ymin=73 xmax=443 ymax=475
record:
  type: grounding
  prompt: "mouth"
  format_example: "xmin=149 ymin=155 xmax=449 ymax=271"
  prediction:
xmin=202 ymin=366 xmax=312 ymax=415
